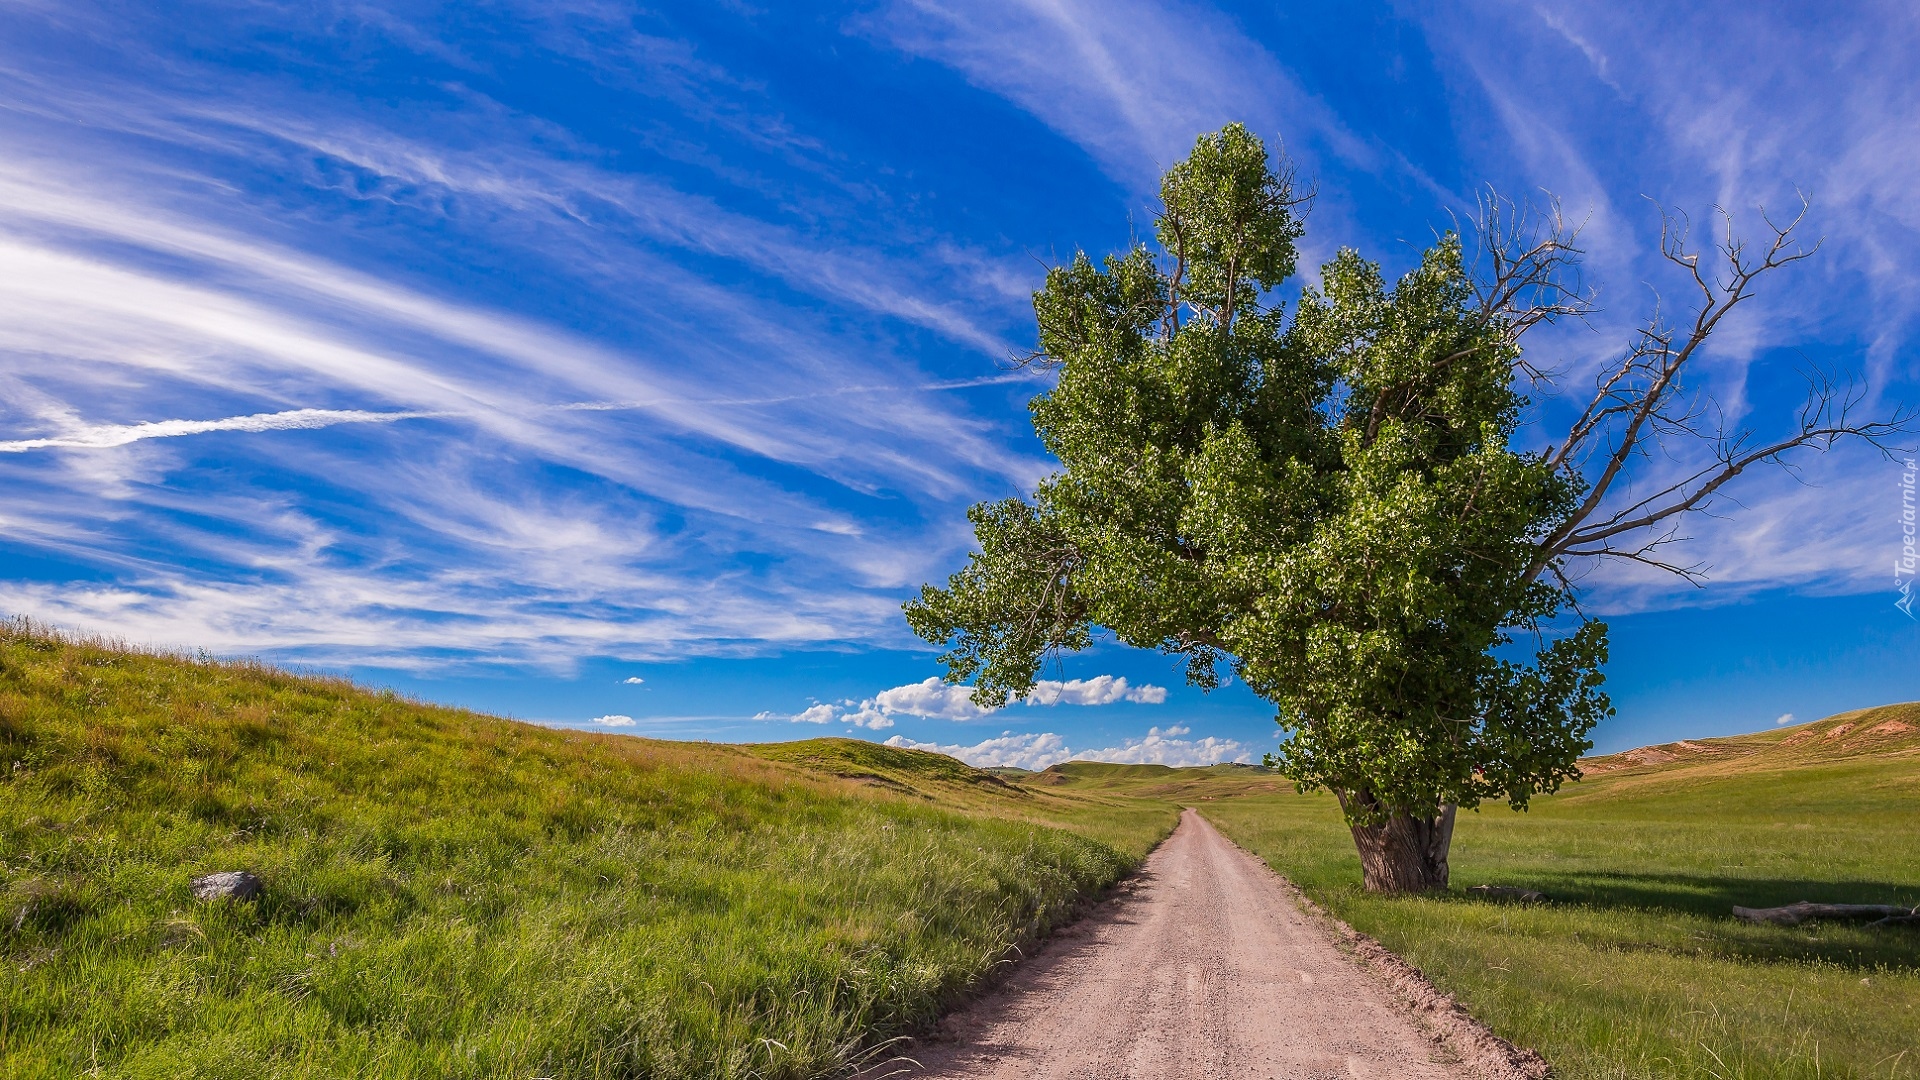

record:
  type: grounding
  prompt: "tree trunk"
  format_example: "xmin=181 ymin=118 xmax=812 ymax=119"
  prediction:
xmin=1338 ymin=792 xmax=1457 ymax=893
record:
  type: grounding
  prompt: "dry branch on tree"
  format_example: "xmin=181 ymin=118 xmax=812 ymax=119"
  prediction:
xmin=1474 ymin=192 xmax=1918 ymax=585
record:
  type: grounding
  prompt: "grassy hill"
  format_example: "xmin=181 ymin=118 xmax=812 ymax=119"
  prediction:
xmin=1202 ymin=710 xmax=1920 ymax=1080
xmin=0 ymin=621 xmax=1178 ymax=1079
xmin=1024 ymin=760 xmax=1283 ymax=803
xmin=1579 ymin=703 xmax=1920 ymax=778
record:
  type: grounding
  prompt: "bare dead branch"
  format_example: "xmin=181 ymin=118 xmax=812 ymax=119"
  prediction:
xmin=1512 ymin=192 xmax=1914 ymax=583
xmin=1462 ymin=188 xmax=1598 ymax=356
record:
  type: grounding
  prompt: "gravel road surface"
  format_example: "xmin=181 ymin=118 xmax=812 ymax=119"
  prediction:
xmin=866 ymin=808 xmax=1469 ymax=1079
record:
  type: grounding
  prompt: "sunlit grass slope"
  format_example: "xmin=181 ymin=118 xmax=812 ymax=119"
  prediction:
xmin=0 ymin=622 xmax=1176 ymax=1079
xmin=1202 ymin=710 xmax=1920 ymax=1080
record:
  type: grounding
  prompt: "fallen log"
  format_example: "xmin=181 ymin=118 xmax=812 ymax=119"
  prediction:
xmin=1867 ymin=913 xmax=1920 ymax=928
xmin=1731 ymin=901 xmax=1918 ymax=926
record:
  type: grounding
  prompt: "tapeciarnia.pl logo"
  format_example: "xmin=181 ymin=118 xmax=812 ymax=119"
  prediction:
xmin=1899 ymin=458 xmax=1918 ymax=618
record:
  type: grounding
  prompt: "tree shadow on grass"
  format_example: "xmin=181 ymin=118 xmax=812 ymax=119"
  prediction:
xmin=1442 ymin=870 xmax=1920 ymax=970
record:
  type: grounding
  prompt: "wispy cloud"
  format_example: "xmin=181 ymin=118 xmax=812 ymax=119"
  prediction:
xmin=1400 ymin=4 xmax=1920 ymax=611
xmin=1 ymin=0 xmax=1909 ymax=687
xmin=0 ymin=15 xmax=1060 ymax=666
xmin=867 ymin=0 xmax=1374 ymax=190
xmin=877 ymin=0 xmax=1915 ymax=619
xmin=0 ymin=408 xmax=444 ymax=453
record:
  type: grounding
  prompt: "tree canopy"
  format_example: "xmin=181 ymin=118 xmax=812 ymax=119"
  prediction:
xmin=906 ymin=125 xmax=1609 ymax=889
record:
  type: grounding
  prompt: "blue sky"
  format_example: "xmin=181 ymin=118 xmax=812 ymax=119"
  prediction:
xmin=1 ymin=1 xmax=1916 ymax=767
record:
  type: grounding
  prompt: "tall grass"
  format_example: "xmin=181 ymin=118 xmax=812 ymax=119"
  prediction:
xmin=1201 ymin=736 xmax=1920 ymax=1080
xmin=0 ymin=621 xmax=1174 ymax=1078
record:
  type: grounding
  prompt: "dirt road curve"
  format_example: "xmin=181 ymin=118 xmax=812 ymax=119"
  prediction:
xmin=867 ymin=809 xmax=1469 ymax=1080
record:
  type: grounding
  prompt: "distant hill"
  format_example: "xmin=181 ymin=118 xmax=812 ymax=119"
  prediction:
xmin=1582 ymin=703 xmax=1920 ymax=777
xmin=748 ymin=737 xmax=1025 ymax=802
xmin=1023 ymin=759 xmax=1282 ymax=801
xmin=1039 ymin=761 xmax=1179 ymax=781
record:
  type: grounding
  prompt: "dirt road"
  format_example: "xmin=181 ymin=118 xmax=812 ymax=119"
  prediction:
xmin=867 ymin=809 xmax=1473 ymax=1080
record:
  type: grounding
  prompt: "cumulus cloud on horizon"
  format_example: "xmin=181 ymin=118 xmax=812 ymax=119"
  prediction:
xmin=1024 ymin=675 xmax=1167 ymax=706
xmin=1074 ymin=725 xmax=1251 ymax=767
xmin=589 ymin=714 xmax=636 ymax=727
xmin=884 ymin=730 xmax=1071 ymax=770
xmin=873 ymin=677 xmax=1002 ymax=720
xmin=792 ymin=703 xmax=839 ymax=725
xmin=884 ymin=725 xmax=1253 ymax=772
xmin=757 ymin=673 xmax=1170 ymax=731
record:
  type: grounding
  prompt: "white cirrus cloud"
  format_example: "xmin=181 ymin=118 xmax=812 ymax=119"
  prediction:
xmin=0 ymin=407 xmax=447 ymax=453
xmin=589 ymin=714 xmax=635 ymax=727
xmin=0 ymin=29 xmax=1058 ymax=673
xmin=865 ymin=0 xmax=1379 ymax=192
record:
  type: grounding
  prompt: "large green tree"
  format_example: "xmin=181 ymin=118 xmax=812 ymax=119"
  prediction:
xmin=908 ymin=125 xmax=1907 ymax=892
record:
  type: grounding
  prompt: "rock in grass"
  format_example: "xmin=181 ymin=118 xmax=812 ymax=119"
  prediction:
xmin=190 ymin=871 xmax=263 ymax=902
xmin=1467 ymin=885 xmax=1546 ymax=904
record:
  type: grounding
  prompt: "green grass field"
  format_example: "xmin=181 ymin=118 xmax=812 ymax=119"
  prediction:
xmin=0 ymin=621 xmax=1177 ymax=1079
xmin=1197 ymin=711 xmax=1920 ymax=1080
xmin=7 ymin=612 xmax=1918 ymax=1079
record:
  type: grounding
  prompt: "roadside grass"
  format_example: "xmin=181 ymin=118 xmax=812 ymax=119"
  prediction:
xmin=0 ymin=621 xmax=1176 ymax=1079
xmin=1200 ymin=714 xmax=1920 ymax=1080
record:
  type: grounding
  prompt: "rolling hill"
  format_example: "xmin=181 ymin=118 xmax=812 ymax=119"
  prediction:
xmin=1580 ymin=703 xmax=1920 ymax=777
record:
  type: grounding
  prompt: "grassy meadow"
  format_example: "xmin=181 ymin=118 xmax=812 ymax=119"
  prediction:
xmin=1197 ymin=711 xmax=1920 ymax=1080
xmin=7 ymin=609 xmax=1918 ymax=1080
xmin=0 ymin=621 xmax=1178 ymax=1080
